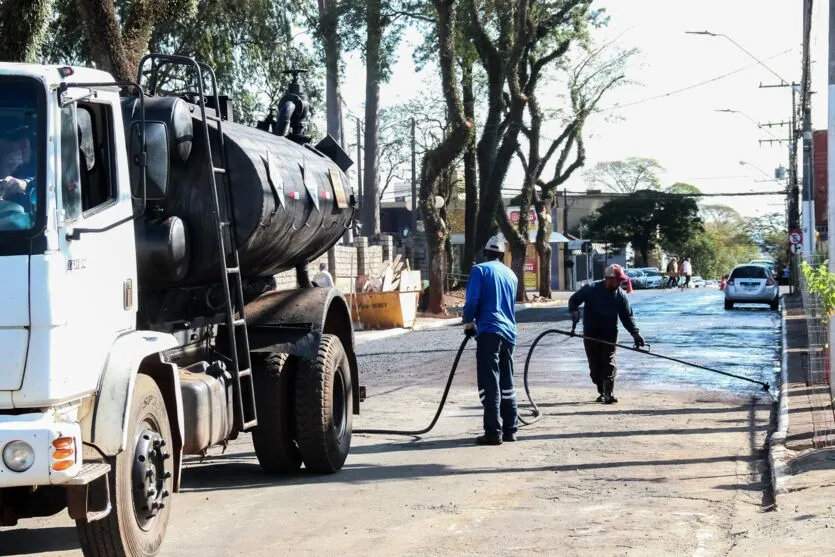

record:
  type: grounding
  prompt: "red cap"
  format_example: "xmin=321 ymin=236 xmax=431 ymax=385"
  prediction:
xmin=604 ymin=264 xmax=628 ymax=282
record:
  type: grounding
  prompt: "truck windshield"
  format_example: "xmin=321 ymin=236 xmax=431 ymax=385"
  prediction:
xmin=0 ymin=78 xmax=42 ymax=232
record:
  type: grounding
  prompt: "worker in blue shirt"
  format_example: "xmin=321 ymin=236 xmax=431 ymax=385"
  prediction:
xmin=568 ymin=264 xmax=645 ymax=404
xmin=462 ymin=235 xmax=519 ymax=445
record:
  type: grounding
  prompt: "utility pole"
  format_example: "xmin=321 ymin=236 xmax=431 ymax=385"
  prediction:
xmin=760 ymin=82 xmax=801 ymax=237
xmin=828 ymin=0 xmax=835 ymax=408
xmin=801 ymin=0 xmax=815 ymax=258
xmin=410 ymin=117 xmax=417 ymax=267
xmin=356 ymin=117 xmax=363 ymax=233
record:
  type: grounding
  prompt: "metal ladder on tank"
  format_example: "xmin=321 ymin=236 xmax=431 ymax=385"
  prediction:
xmin=137 ymin=54 xmax=259 ymax=432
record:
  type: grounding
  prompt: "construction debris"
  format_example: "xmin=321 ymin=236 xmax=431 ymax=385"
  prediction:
xmin=355 ymin=255 xmax=421 ymax=294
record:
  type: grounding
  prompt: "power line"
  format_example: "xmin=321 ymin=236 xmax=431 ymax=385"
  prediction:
xmin=596 ymin=48 xmax=795 ymax=113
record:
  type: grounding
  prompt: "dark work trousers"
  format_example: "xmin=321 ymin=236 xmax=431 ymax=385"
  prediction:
xmin=476 ymin=332 xmax=518 ymax=437
xmin=583 ymin=338 xmax=617 ymax=396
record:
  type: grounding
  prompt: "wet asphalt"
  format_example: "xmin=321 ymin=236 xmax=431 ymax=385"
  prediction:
xmin=518 ymin=287 xmax=781 ymax=397
xmin=357 ymin=286 xmax=781 ymax=400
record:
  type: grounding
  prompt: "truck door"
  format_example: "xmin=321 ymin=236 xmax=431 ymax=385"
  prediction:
xmin=57 ymin=99 xmax=137 ymax=390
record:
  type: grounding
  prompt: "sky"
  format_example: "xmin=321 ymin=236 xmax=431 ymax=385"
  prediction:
xmin=338 ymin=0 xmax=830 ymax=219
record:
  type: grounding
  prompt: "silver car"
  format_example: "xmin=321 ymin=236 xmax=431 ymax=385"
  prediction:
xmin=724 ymin=264 xmax=779 ymax=310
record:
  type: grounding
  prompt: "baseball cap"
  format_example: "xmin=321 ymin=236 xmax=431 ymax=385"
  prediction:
xmin=604 ymin=264 xmax=628 ymax=281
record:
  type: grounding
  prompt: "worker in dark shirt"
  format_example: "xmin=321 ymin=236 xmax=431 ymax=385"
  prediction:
xmin=568 ymin=264 xmax=645 ymax=404
xmin=462 ymin=235 xmax=519 ymax=445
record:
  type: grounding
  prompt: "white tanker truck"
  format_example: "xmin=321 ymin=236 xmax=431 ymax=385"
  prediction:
xmin=0 ymin=54 xmax=361 ymax=556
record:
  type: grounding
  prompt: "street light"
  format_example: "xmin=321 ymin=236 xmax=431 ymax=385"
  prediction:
xmin=685 ymin=31 xmax=790 ymax=85
xmin=739 ymin=160 xmax=779 ymax=182
xmin=714 ymin=108 xmax=780 ymax=140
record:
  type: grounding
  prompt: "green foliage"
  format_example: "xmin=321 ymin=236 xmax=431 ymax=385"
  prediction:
xmin=0 ymin=0 xmax=53 ymax=63
xmin=44 ymin=0 xmax=314 ymax=126
xmin=584 ymin=157 xmax=664 ymax=193
xmin=582 ymin=189 xmax=702 ymax=264
xmin=802 ymin=260 xmax=835 ymax=321
xmin=665 ymin=182 xmax=700 ymax=195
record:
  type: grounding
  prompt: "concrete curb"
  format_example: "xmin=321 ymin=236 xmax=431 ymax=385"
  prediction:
xmin=354 ymin=318 xmax=457 ymax=345
xmin=768 ymin=297 xmax=791 ymax=499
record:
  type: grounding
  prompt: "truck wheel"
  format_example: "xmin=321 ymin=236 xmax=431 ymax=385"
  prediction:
xmin=294 ymin=334 xmax=352 ymax=474
xmin=724 ymin=300 xmax=734 ymax=310
xmin=76 ymin=374 xmax=173 ymax=557
xmin=770 ymin=299 xmax=780 ymax=310
xmin=252 ymin=352 xmax=302 ymax=473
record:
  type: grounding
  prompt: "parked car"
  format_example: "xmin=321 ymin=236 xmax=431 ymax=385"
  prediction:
xmin=749 ymin=259 xmax=776 ymax=272
xmin=724 ymin=264 xmax=780 ymax=310
xmin=624 ymin=268 xmax=647 ymax=289
xmin=704 ymin=279 xmax=719 ymax=288
xmin=637 ymin=267 xmax=663 ymax=289
xmin=690 ymin=275 xmax=706 ymax=288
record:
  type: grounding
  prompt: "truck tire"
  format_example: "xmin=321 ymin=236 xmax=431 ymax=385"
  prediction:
xmin=251 ymin=352 xmax=302 ymax=473
xmin=76 ymin=374 xmax=173 ymax=557
xmin=724 ymin=300 xmax=734 ymax=310
xmin=294 ymin=334 xmax=352 ymax=473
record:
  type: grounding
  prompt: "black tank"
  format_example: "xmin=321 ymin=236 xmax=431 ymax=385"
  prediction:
xmin=124 ymin=97 xmax=355 ymax=287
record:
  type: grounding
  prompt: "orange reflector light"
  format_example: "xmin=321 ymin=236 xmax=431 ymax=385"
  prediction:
xmin=52 ymin=448 xmax=74 ymax=460
xmin=52 ymin=437 xmax=74 ymax=449
xmin=52 ymin=460 xmax=73 ymax=471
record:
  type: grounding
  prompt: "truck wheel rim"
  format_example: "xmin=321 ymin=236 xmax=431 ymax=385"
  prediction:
xmin=131 ymin=420 xmax=171 ymax=530
xmin=332 ymin=367 xmax=347 ymax=440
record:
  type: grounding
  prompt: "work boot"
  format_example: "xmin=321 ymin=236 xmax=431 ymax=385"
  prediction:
xmin=502 ymin=432 xmax=518 ymax=442
xmin=603 ymin=394 xmax=618 ymax=404
xmin=595 ymin=394 xmax=605 ymax=403
xmin=475 ymin=434 xmax=502 ymax=446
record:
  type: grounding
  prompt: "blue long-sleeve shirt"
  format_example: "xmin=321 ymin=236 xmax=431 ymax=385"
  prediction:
xmin=462 ymin=260 xmax=518 ymax=344
xmin=568 ymin=280 xmax=638 ymax=342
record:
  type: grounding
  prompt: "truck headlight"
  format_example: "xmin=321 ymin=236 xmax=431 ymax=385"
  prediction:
xmin=3 ymin=440 xmax=35 ymax=472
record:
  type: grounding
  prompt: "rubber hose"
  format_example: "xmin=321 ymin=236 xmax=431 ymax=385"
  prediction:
xmin=355 ymin=331 xmax=546 ymax=436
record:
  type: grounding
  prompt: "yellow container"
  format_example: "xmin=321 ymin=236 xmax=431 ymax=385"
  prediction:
xmin=346 ymin=291 xmax=419 ymax=329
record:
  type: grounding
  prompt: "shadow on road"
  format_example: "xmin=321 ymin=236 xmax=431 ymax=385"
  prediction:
xmin=178 ymin=453 xmax=760 ymax=494
xmin=0 ymin=526 xmax=79 ymax=555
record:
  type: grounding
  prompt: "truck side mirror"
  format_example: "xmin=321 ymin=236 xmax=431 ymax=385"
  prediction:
xmin=129 ymin=120 xmax=169 ymax=200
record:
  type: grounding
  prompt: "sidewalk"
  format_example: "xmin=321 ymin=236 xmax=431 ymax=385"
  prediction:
xmin=770 ymin=290 xmax=835 ymax=505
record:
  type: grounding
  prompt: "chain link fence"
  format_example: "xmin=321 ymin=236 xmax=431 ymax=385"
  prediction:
xmin=795 ymin=253 xmax=835 ymax=447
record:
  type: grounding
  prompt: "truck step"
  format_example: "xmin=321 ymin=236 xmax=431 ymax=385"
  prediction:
xmin=238 ymin=367 xmax=252 ymax=378
xmin=206 ymin=113 xmax=222 ymax=122
xmin=64 ymin=462 xmax=111 ymax=486
xmin=241 ymin=418 xmax=258 ymax=431
xmin=232 ymin=318 xmax=247 ymax=327
xmin=213 ymin=167 xmax=226 ymax=175
xmin=226 ymin=266 xmax=240 ymax=274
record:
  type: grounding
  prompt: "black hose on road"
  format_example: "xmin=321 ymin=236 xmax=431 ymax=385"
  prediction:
xmin=547 ymin=328 xmax=772 ymax=392
xmin=354 ymin=324 xmax=770 ymax=438
xmin=354 ymin=333 xmax=547 ymax=436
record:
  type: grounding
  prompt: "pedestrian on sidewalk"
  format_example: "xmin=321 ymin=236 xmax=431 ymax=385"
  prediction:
xmin=462 ymin=235 xmax=519 ymax=445
xmin=679 ymin=257 xmax=692 ymax=289
xmin=666 ymin=257 xmax=678 ymax=289
xmin=568 ymin=264 xmax=645 ymax=404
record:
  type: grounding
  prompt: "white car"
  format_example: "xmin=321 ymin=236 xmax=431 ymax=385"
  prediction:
xmin=637 ymin=267 xmax=663 ymax=288
xmin=690 ymin=275 xmax=705 ymax=288
xmin=724 ymin=264 xmax=780 ymax=310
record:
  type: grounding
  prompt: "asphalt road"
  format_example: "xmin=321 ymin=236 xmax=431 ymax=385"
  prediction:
xmin=2 ymin=286 xmax=799 ymax=557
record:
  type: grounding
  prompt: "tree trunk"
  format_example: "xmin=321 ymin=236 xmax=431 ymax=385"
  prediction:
xmin=421 ymin=0 xmax=472 ymax=314
xmin=319 ymin=0 xmax=344 ymax=147
xmin=0 ymin=0 xmax=53 ymax=63
xmin=536 ymin=196 xmax=554 ymax=298
xmin=509 ymin=240 xmax=527 ymax=302
xmin=361 ymin=0 xmax=382 ymax=235
xmin=462 ymin=60 xmax=478 ymax=273
xmin=76 ymin=0 xmax=132 ymax=79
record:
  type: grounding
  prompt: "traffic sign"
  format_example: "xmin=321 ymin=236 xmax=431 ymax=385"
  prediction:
xmin=789 ymin=228 xmax=803 ymax=245
xmin=790 ymin=243 xmax=803 ymax=255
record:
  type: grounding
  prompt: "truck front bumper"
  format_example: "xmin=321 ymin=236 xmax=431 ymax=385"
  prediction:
xmin=0 ymin=412 xmax=82 ymax=488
